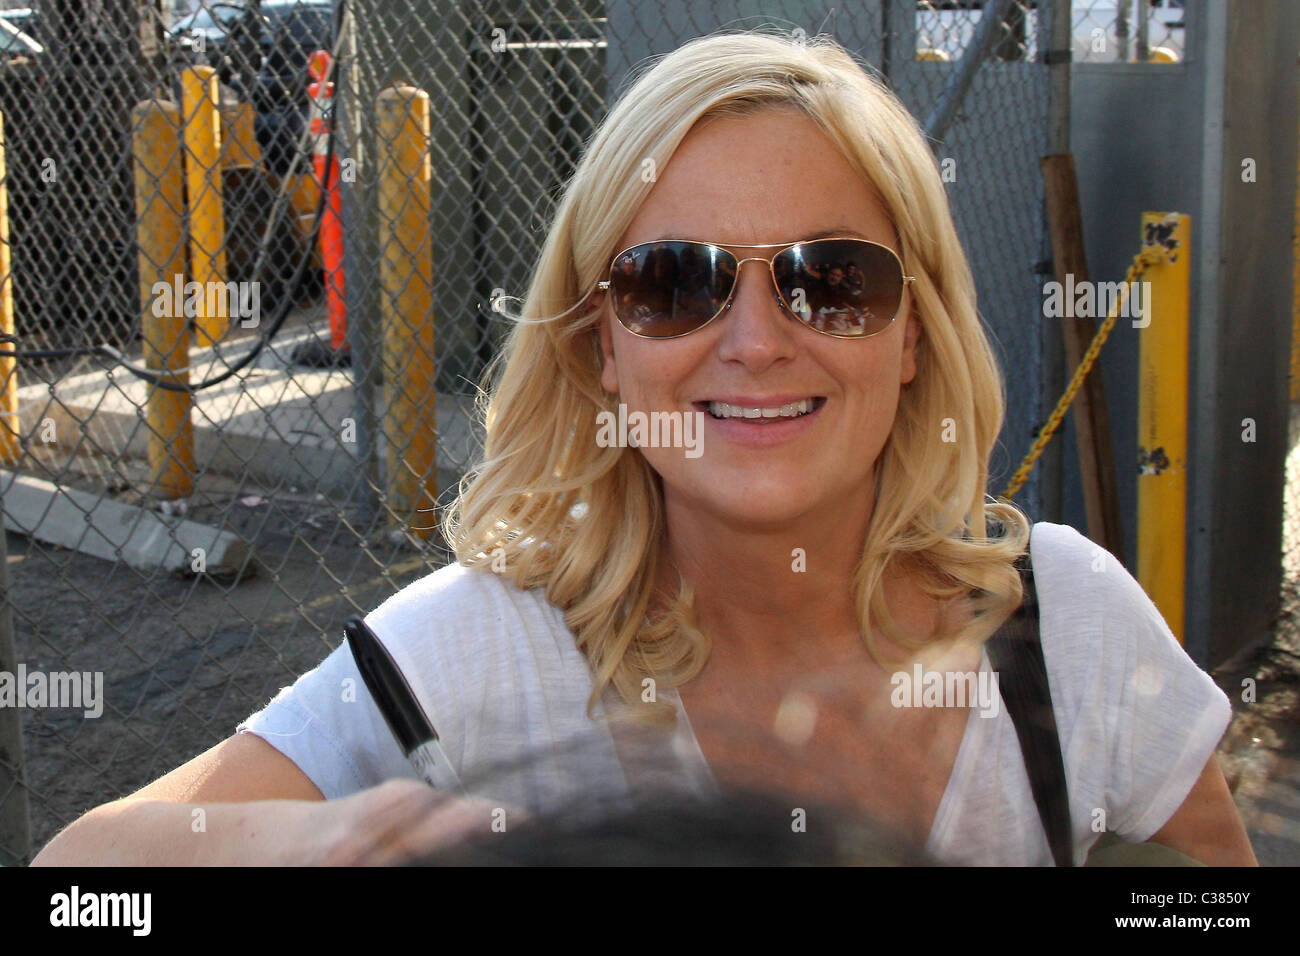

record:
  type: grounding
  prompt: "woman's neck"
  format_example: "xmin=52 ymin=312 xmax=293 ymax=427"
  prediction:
xmin=656 ymin=490 xmax=876 ymax=666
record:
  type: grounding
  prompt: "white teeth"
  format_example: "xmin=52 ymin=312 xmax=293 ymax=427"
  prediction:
xmin=706 ymin=399 xmax=815 ymax=419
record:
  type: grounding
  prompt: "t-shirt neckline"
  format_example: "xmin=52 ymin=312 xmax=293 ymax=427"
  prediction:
xmin=668 ymin=647 xmax=991 ymax=853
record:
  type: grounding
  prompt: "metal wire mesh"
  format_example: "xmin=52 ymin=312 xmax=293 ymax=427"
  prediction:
xmin=0 ymin=0 xmax=1069 ymax=864
xmin=1071 ymin=0 xmax=1186 ymax=63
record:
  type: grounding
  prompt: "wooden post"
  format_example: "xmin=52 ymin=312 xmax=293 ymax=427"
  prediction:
xmin=1291 ymin=109 xmax=1300 ymax=402
xmin=1041 ymin=153 xmax=1125 ymax=557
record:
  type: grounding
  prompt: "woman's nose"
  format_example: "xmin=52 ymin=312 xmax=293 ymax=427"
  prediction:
xmin=727 ymin=257 xmax=787 ymax=314
xmin=714 ymin=258 xmax=800 ymax=366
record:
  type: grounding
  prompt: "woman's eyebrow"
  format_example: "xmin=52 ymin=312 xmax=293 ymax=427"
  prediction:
xmin=649 ymin=227 xmax=873 ymax=243
xmin=803 ymin=227 xmax=871 ymax=240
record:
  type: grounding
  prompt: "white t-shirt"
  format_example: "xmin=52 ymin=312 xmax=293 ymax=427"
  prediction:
xmin=237 ymin=520 xmax=1231 ymax=865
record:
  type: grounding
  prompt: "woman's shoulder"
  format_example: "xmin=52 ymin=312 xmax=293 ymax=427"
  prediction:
xmin=368 ymin=558 xmax=547 ymax=612
xmin=1026 ymin=520 xmax=1161 ymax=669
xmin=1022 ymin=523 xmax=1231 ymax=844
xmin=1025 ymin=518 xmax=1230 ymax=748
xmin=1023 ymin=520 xmax=1231 ymax=730
xmin=361 ymin=561 xmax=597 ymax=715
xmin=238 ymin=561 xmax=617 ymax=802
xmin=1027 ymin=520 xmax=1153 ymax=626
xmin=364 ymin=561 xmax=571 ymax=653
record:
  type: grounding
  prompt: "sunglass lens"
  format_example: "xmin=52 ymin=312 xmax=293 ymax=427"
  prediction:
xmin=776 ymin=240 xmax=903 ymax=336
xmin=608 ymin=241 xmax=734 ymax=337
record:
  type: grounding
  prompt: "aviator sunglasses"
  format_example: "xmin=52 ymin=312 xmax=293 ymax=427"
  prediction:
xmin=595 ymin=237 xmax=915 ymax=339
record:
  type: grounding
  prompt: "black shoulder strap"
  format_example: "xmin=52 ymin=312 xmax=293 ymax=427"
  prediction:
xmin=984 ymin=546 xmax=1074 ymax=866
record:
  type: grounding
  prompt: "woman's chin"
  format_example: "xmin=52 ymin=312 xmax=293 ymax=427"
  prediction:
xmin=671 ymin=478 xmax=854 ymax=531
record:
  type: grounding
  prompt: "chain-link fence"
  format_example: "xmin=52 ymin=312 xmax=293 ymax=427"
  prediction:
xmin=1071 ymin=0 xmax=1186 ymax=63
xmin=0 ymin=0 xmax=1098 ymax=864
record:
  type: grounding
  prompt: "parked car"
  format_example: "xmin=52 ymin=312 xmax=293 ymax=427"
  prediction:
xmin=0 ymin=12 xmax=42 ymax=60
xmin=251 ymin=2 xmax=333 ymax=174
xmin=163 ymin=4 xmax=332 ymax=315
xmin=167 ymin=1 xmax=333 ymax=174
xmin=168 ymin=1 xmax=250 ymax=65
xmin=0 ymin=5 xmax=38 ymax=40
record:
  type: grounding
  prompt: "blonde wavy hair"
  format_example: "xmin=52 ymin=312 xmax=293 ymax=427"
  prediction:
xmin=442 ymin=29 xmax=1032 ymax=724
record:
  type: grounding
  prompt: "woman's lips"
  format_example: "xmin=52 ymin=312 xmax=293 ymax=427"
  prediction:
xmin=692 ymin=396 xmax=827 ymax=446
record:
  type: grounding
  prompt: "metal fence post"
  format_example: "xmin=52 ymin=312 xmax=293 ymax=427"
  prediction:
xmin=0 ymin=514 xmax=31 ymax=866
xmin=0 ymin=109 xmax=16 ymax=467
xmin=336 ymin=10 xmax=380 ymax=525
xmin=923 ymin=0 xmax=1017 ymax=144
xmin=0 ymin=104 xmax=31 ymax=866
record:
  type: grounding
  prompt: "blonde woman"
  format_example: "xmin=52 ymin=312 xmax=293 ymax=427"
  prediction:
xmin=35 ymin=30 xmax=1255 ymax=866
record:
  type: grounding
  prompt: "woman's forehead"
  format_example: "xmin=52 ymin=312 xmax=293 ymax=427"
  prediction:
xmin=617 ymin=111 xmax=896 ymax=249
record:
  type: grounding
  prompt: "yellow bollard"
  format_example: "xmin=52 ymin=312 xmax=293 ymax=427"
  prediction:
xmin=287 ymin=170 xmax=322 ymax=251
xmin=376 ymin=85 xmax=438 ymax=539
xmin=134 ymin=99 xmax=195 ymax=500
xmin=1136 ymin=213 xmax=1191 ymax=643
xmin=180 ymin=66 xmax=229 ymax=349
xmin=0 ymin=111 xmax=17 ymax=465
xmin=219 ymin=101 xmax=262 ymax=169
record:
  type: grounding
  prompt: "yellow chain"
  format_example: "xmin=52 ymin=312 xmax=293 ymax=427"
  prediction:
xmin=998 ymin=245 xmax=1172 ymax=501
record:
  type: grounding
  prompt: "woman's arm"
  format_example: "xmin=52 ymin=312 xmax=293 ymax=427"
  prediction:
xmin=1146 ymin=753 xmax=1258 ymax=866
xmin=32 ymin=733 xmax=492 ymax=866
xmin=33 ymin=733 xmax=327 ymax=865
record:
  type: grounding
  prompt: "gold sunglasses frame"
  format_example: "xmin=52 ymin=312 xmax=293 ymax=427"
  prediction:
xmin=594 ymin=237 xmax=916 ymax=340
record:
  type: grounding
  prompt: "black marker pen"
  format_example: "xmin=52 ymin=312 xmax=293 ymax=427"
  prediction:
xmin=343 ymin=616 xmax=464 ymax=793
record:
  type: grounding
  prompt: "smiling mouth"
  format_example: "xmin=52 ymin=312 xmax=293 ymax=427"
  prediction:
xmin=695 ymin=397 xmax=827 ymax=421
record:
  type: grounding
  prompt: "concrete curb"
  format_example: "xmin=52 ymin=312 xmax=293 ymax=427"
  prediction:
xmin=0 ymin=470 xmax=251 ymax=576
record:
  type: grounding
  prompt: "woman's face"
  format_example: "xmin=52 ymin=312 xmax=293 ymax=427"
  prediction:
xmin=598 ymin=108 xmax=921 ymax=530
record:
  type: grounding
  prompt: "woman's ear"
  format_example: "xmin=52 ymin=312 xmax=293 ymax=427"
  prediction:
xmin=598 ymin=304 xmax=620 ymax=394
xmin=900 ymin=309 xmax=922 ymax=385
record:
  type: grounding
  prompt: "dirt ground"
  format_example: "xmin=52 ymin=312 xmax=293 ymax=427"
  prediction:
xmin=1212 ymin=575 xmax=1300 ymax=865
xmin=2 ymin=489 xmax=448 ymax=861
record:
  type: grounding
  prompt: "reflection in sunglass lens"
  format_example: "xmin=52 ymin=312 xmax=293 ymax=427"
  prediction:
xmin=775 ymin=240 xmax=903 ymax=337
xmin=608 ymin=241 xmax=735 ymax=337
